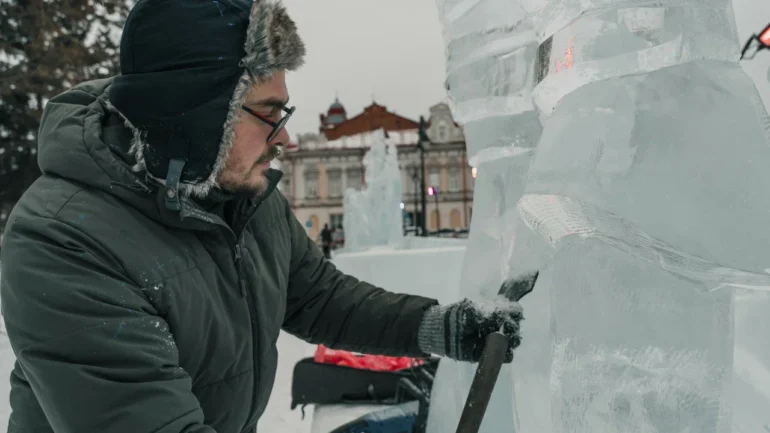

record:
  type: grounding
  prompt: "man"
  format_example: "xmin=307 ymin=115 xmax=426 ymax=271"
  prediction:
xmin=320 ymin=223 xmax=333 ymax=259
xmin=0 ymin=1 xmax=530 ymax=432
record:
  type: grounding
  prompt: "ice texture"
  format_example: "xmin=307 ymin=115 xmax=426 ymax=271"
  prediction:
xmin=438 ymin=0 xmax=541 ymax=163
xmin=427 ymin=1 xmax=544 ymax=432
xmin=524 ymin=2 xmax=741 ymax=115
xmin=733 ymin=289 xmax=770 ymax=433
xmin=342 ymin=129 xmax=403 ymax=249
xmin=511 ymin=0 xmax=770 ymax=432
xmin=431 ymin=0 xmax=770 ymax=431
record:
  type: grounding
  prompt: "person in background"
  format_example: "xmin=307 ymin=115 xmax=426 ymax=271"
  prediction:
xmin=320 ymin=223 xmax=333 ymax=259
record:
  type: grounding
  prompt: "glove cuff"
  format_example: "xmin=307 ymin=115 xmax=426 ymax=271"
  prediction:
xmin=417 ymin=304 xmax=449 ymax=357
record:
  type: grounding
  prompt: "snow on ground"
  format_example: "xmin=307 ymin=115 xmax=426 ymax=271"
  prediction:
xmin=259 ymin=332 xmax=315 ymax=433
xmin=0 ymin=336 xmax=12 ymax=432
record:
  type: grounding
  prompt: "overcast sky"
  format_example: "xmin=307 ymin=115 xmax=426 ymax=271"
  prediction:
xmin=279 ymin=0 xmax=770 ymax=141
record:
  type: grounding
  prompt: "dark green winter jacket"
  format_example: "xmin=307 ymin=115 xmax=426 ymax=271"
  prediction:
xmin=0 ymin=78 xmax=438 ymax=433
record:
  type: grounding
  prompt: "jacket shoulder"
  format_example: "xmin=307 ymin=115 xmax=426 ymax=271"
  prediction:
xmin=8 ymin=175 xmax=144 ymax=242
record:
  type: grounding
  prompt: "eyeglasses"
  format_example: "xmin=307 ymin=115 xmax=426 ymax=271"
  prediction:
xmin=241 ymin=104 xmax=295 ymax=143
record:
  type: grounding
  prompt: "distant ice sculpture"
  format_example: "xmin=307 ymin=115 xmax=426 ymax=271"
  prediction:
xmin=509 ymin=0 xmax=770 ymax=432
xmin=427 ymin=1 xmax=545 ymax=433
xmin=342 ymin=129 xmax=403 ymax=249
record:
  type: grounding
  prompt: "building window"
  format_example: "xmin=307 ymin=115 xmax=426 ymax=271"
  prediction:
xmin=429 ymin=166 xmax=440 ymax=190
xmin=448 ymin=165 xmax=461 ymax=192
xmin=346 ymin=167 xmax=362 ymax=191
xmin=466 ymin=167 xmax=475 ymax=191
xmin=405 ymin=165 xmax=419 ymax=195
xmin=305 ymin=170 xmax=319 ymax=199
xmin=281 ymin=177 xmax=292 ymax=198
xmin=437 ymin=121 xmax=448 ymax=142
xmin=330 ymin=213 xmax=344 ymax=229
xmin=327 ymin=168 xmax=343 ymax=198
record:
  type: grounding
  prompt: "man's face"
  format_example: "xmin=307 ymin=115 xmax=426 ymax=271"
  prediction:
xmin=219 ymin=70 xmax=291 ymax=195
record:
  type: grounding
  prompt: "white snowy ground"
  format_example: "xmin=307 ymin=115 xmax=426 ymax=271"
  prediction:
xmin=257 ymin=332 xmax=315 ymax=433
xmin=0 ymin=336 xmax=12 ymax=431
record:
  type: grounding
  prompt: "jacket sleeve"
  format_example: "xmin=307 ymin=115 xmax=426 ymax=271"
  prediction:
xmin=0 ymin=216 xmax=216 ymax=433
xmin=279 ymin=196 xmax=439 ymax=357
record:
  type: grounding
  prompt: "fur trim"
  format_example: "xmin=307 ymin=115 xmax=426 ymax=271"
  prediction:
xmin=118 ymin=0 xmax=305 ymax=199
xmin=241 ymin=0 xmax=306 ymax=80
xmin=105 ymin=98 xmax=165 ymax=186
xmin=195 ymin=0 xmax=305 ymax=198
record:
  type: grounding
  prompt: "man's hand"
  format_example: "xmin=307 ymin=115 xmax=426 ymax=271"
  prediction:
xmin=416 ymin=271 xmax=538 ymax=363
xmin=416 ymin=297 xmax=524 ymax=363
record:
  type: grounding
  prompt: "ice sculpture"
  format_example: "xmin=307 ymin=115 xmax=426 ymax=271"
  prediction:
xmin=342 ymin=129 xmax=403 ymax=249
xmin=733 ymin=288 xmax=770 ymax=433
xmin=508 ymin=0 xmax=770 ymax=431
xmin=427 ymin=1 xmax=546 ymax=432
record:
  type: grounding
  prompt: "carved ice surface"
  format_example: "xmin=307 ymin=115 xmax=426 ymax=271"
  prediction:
xmin=733 ymin=289 xmax=770 ymax=433
xmin=515 ymin=0 xmax=740 ymax=116
xmin=514 ymin=0 xmax=770 ymax=432
xmin=342 ymin=129 xmax=403 ymax=250
xmin=431 ymin=0 xmax=770 ymax=431
xmin=427 ymin=1 xmax=545 ymax=433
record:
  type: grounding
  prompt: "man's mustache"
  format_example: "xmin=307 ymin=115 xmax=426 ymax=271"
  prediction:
xmin=256 ymin=145 xmax=282 ymax=165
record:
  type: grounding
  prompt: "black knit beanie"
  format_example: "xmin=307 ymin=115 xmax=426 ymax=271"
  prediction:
xmin=108 ymin=0 xmax=305 ymax=202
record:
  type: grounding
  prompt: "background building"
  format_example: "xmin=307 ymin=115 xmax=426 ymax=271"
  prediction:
xmin=278 ymin=100 xmax=475 ymax=241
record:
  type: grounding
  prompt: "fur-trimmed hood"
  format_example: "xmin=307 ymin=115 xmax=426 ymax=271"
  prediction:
xmin=108 ymin=0 xmax=304 ymax=206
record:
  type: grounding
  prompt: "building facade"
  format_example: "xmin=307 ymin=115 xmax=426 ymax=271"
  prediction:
xmin=278 ymin=100 xmax=475 ymax=241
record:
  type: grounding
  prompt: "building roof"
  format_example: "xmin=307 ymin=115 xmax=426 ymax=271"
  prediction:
xmin=321 ymin=102 xmax=420 ymax=141
xmin=328 ymin=98 xmax=346 ymax=115
xmin=298 ymin=128 xmax=420 ymax=151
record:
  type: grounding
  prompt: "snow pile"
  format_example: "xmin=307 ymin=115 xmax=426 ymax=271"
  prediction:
xmin=332 ymin=240 xmax=466 ymax=305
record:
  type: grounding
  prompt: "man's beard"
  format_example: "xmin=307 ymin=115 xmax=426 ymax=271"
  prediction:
xmin=254 ymin=144 xmax=282 ymax=167
xmin=219 ymin=145 xmax=282 ymax=197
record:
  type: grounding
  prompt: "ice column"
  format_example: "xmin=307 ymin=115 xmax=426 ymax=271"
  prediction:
xmin=512 ymin=0 xmax=770 ymax=431
xmin=732 ymin=289 xmax=770 ymax=433
xmin=732 ymin=67 xmax=770 ymax=433
xmin=427 ymin=1 xmax=546 ymax=432
xmin=342 ymin=129 xmax=403 ymax=249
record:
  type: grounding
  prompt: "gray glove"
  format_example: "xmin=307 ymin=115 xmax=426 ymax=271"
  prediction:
xmin=417 ymin=297 xmax=524 ymax=363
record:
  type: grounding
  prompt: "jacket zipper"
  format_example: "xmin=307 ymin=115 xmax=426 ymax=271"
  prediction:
xmin=234 ymin=244 xmax=247 ymax=297
xmin=233 ymin=238 xmax=261 ymax=429
xmin=179 ymin=190 xmax=277 ymax=430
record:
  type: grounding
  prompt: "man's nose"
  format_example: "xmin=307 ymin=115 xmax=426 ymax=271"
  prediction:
xmin=271 ymin=126 xmax=291 ymax=145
